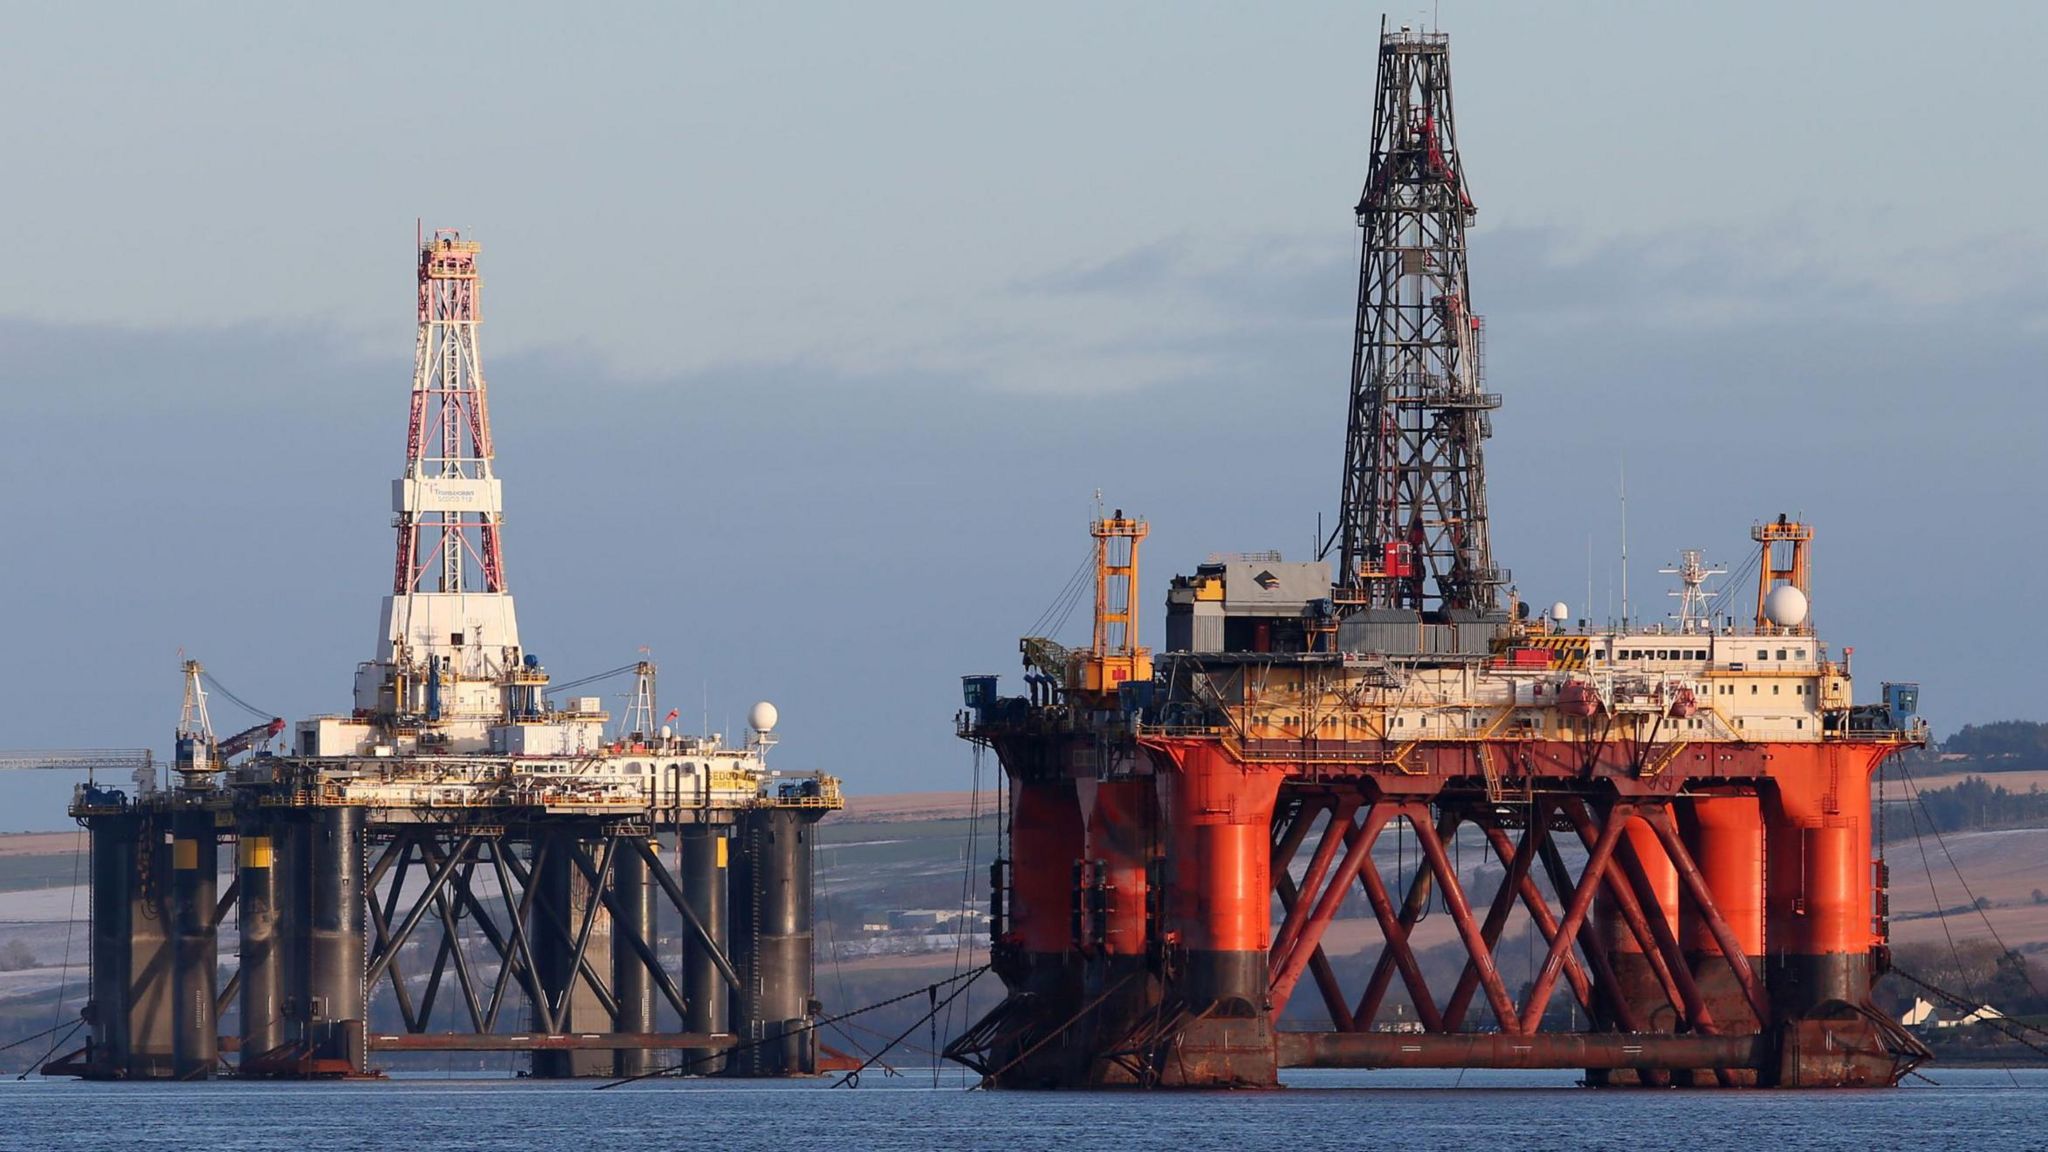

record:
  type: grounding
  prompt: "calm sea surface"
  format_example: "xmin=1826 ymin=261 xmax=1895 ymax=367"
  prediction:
xmin=1 ymin=1067 xmax=2041 ymax=1150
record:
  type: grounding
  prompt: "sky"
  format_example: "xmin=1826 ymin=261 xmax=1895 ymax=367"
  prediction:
xmin=1 ymin=1 xmax=2043 ymax=827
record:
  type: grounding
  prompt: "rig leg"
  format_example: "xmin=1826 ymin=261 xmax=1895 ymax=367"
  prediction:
xmin=86 ymin=812 xmax=174 ymax=1078
xmin=1077 ymin=775 xmax=1159 ymax=1084
xmin=611 ymin=839 xmax=655 ymax=1078
xmin=1764 ymin=750 xmax=1924 ymax=1086
xmin=237 ymin=820 xmax=285 ymax=1072
xmin=1155 ymin=744 xmax=1287 ymax=1088
xmin=681 ymin=825 xmax=731 ymax=1075
xmin=294 ymin=806 xmax=367 ymax=1074
xmin=530 ymin=830 xmax=614 ymax=1078
xmin=1680 ymin=793 xmax=1766 ymax=1085
xmin=970 ymin=774 xmax=1086 ymax=1087
xmin=170 ymin=807 xmax=219 ymax=1080
xmin=730 ymin=808 xmax=817 ymax=1075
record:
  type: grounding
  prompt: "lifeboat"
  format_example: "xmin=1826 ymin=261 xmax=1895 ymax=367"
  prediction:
xmin=1557 ymin=679 xmax=1600 ymax=718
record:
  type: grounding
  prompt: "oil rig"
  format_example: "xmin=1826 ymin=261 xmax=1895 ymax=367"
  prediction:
xmin=48 ymin=229 xmax=841 ymax=1080
xmin=951 ymin=28 xmax=1928 ymax=1089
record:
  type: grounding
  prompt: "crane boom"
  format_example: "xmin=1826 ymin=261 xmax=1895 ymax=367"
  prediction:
xmin=0 ymin=749 xmax=155 ymax=773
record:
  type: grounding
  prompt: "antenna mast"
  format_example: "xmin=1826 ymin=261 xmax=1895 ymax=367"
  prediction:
xmin=1619 ymin=460 xmax=1629 ymax=627
xmin=1660 ymin=549 xmax=1726 ymax=634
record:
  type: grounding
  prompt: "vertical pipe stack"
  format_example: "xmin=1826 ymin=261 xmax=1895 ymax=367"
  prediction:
xmin=237 ymin=819 xmax=284 ymax=1070
xmin=611 ymin=840 xmax=654 ymax=1077
xmin=730 ymin=808 xmax=817 ymax=1075
xmin=681 ymin=825 xmax=730 ymax=1074
xmin=169 ymin=806 xmax=219 ymax=1079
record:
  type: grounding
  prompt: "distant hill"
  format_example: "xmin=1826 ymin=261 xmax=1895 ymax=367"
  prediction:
xmin=1938 ymin=721 xmax=2048 ymax=771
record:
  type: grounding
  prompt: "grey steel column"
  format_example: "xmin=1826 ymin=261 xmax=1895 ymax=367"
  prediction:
xmin=529 ymin=831 xmax=576 ymax=1079
xmin=307 ymin=806 xmax=366 ymax=1072
xmin=170 ymin=807 xmax=219 ymax=1079
xmin=732 ymin=809 xmax=815 ymax=1076
xmin=87 ymin=814 xmax=140 ymax=1076
xmin=681 ymin=825 xmax=729 ymax=1074
xmin=611 ymin=840 xmax=654 ymax=1077
xmin=237 ymin=820 xmax=283 ymax=1070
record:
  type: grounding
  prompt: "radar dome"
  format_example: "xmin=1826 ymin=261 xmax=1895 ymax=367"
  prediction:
xmin=659 ymin=724 xmax=673 ymax=740
xmin=748 ymin=701 xmax=780 ymax=734
xmin=1764 ymin=585 xmax=1809 ymax=627
xmin=1550 ymin=601 xmax=1571 ymax=622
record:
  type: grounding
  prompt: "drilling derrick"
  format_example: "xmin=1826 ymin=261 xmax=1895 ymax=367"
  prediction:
xmin=1334 ymin=28 xmax=1502 ymax=616
xmin=364 ymin=229 xmax=519 ymax=740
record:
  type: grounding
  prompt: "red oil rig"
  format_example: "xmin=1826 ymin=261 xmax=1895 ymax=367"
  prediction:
xmin=950 ymin=27 xmax=1927 ymax=1089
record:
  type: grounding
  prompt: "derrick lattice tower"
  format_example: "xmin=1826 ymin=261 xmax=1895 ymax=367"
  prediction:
xmin=380 ymin=228 xmax=519 ymax=671
xmin=1332 ymin=26 xmax=1503 ymax=616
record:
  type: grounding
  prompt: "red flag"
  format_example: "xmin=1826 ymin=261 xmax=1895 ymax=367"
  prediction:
xmin=664 ymin=708 xmax=680 ymax=723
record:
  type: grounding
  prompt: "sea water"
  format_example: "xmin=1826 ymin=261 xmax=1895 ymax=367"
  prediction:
xmin=1 ymin=1067 xmax=2041 ymax=1150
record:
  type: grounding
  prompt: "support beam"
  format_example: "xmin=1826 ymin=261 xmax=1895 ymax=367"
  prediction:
xmin=1519 ymin=802 xmax=1628 ymax=1033
xmin=1444 ymin=818 xmax=1537 ymax=1030
xmin=1353 ymin=807 xmax=1449 ymax=1031
xmin=1411 ymin=814 xmax=1519 ymax=1032
xmin=1278 ymin=1031 xmax=1770 ymax=1071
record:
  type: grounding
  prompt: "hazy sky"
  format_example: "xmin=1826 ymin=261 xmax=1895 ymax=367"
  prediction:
xmin=2 ymin=2 xmax=2043 ymax=826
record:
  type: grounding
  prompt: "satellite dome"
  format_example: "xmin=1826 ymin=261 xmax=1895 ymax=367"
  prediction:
xmin=1764 ymin=585 xmax=1809 ymax=628
xmin=748 ymin=701 xmax=780 ymax=734
xmin=659 ymin=724 xmax=673 ymax=740
xmin=1550 ymin=601 xmax=1571 ymax=622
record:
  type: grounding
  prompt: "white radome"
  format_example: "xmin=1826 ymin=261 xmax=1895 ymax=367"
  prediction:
xmin=748 ymin=701 xmax=779 ymax=734
xmin=659 ymin=724 xmax=673 ymax=740
xmin=1764 ymin=584 xmax=1809 ymax=627
xmin=1550 ymin=601 xmax=1571 ymax=622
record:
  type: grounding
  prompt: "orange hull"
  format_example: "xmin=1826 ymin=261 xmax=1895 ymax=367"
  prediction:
xmin=960 ymin=723 xmax=1925 ymax=1089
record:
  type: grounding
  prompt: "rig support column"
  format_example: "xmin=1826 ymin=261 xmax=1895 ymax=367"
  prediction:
xmin=1155 ymin=743 xmax=1287 ymax=1088
xmin=984 ymin=771 xmax=1085 ymax=1086
xmin=730 ymin=808 xmax=817 ymax=1075
xmin=169 ymin=806 xmax=219 ymax=1079
xmin=612 ymin=838 xmax=655 ymax=1077
xmin=1764 ymin=748 xmax=1908 ymax=1086
xmin=531 ymin=830 xmax=614 ymax=1078
xmin=237 ymin=819 xmax=285 ymax=1070
xmin=86 ymin=812 xmax=174 ymax=1078
xmin=1682 ymin=792 xmax=1765 ymax=1084
xmin=298 ymin=806 xmax=366 ymax=1073
xmin=1076 ymin=774 xmax=1157 ymax=1083
xmin=681 ymin=825 xmax=730 ymax=1075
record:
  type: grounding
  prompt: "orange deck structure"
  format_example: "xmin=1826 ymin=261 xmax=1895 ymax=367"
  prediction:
xmin=953 ymin=530 xmax=1926 ymax=1089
